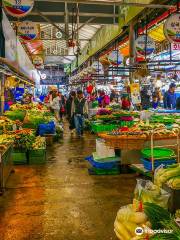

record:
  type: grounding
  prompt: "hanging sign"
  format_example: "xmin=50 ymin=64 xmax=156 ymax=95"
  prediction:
xmin=32 ymin=55 xmax=44 ymax=69
xmin=130 ymin=83 xmax=141 ymax=105
xmin=171 ymin=43 xmax=180 ymax=51
xmin=135 ymin=35 xmax=155 ymax=57
xmin=164 ymin=13 xmax=180 ymax=43
xmin=108 ymin=50 xmax=123 ymax=66
xmin=18 ymin=21 xmax=38 ymax=41
xmin=3 ymin=0 xmax=34 ymax=18
xmin=91 ymin=61 xmax=104 ymax=74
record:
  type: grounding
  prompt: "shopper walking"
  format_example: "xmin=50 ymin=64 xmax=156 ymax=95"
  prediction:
xmin=71 ymin=90 xmax=88 ymax=137
xmin=58 ymin=91 xmax=66 ymax=120
xmin=164 ymin=83 xmax=176 ymax=109
xmin=51 ymin=91 xmax=60 ymax=121
xmin=66 ymin=91 xmax=76 ymax=131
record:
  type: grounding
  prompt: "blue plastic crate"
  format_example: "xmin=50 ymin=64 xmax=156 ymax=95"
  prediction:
xmin=141 ymin=158 xmax=177 ymax=171
xmin=85 ymin=155 xmax=120 ymax=169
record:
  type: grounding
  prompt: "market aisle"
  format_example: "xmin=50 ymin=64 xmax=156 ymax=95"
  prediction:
xmin=0 ymin=123 xmax=136 ymax=240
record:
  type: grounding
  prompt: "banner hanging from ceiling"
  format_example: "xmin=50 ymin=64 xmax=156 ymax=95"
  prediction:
xmin=164 ymin=13 xmax=180 ymax=43
xmin=135 ymin=35 xmax=155 ymax=57
xmin=18 ymin=21 xmax=38 ymax=41
xmin=108 ymin=50 xmax=123 ymax=66
xmin=91 ymin=61 xmax=104 ymax=74
xmin=3 ymin=0 xmax=34 ymax=18
xmin=130 ymin=83 xmax=141 ymax=105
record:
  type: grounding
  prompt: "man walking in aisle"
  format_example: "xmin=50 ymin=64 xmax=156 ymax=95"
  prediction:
xmin=72 ymin=90 xmax=88 ymax=137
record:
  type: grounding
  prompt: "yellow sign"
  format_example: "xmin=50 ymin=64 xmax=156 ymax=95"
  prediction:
xmin=130 ymin=83 xmax=141 ymax=105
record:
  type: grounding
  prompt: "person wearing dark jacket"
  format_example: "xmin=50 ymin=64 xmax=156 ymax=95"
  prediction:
xmin=164 ymin=83 xmax=176 ymax=109
xmin=176 ymin=96 xmax=180 ymax=110
xmin=71 ymin=90 xmax=88 ymax=137
xmin=66 ymin=91 xmax=76 ymax=130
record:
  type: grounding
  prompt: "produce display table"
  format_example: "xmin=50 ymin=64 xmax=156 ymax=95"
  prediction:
xmin=0 ymin=144 xmax=13 ymax=194
xmin=98 ymin=133 xmax=177 ymax=150
xmin=98 ymin=132 xmax=179 ymax=172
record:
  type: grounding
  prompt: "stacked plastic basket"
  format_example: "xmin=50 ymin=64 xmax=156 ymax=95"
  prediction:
xmin=85 ymin=152 xmax=120 ymax=175
xmin=141 ymin=148 xmax=176 ymax=171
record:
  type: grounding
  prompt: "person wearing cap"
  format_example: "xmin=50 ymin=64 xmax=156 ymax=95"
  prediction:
xmin=164 ymin=83 xmax=177 ymax=109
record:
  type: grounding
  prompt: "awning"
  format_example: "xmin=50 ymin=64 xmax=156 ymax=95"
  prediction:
xmin=0 ymin=57 xmax=35 ymax=86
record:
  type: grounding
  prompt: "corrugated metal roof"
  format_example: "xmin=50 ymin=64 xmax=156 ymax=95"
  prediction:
xmin=40 ymin=23 xmax=102 ymax=64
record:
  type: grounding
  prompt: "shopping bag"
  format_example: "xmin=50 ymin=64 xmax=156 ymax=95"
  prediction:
xmin=134 ymin=179 xmax=170 ymax=209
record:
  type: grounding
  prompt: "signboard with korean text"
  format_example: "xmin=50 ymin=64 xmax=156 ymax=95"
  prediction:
xmin=18 ymin=21 xmax=38 ymax=41
xmin=164 ymin=13 xmax=180 ymax=43
xmin=130 ymin=83 xmax=141 ymax=105
xmin=135 ymin=35 xmax=155 ymax=57
xmin=3 ymin=0 xmax=34 ymax=18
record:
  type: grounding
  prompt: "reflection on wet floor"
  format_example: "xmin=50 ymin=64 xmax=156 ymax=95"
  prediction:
xmin=0 ymin=125 xmax=136 ymax=240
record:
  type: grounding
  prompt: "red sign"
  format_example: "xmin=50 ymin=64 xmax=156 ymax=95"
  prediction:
xmin=171 ymin=43 xmax=180 ymax=51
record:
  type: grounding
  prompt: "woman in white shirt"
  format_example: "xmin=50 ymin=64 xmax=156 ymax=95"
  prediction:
xmin=50 ymin=91 xmax=60 ymax=121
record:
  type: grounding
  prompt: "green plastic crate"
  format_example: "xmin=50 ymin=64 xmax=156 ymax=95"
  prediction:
xmin=91 ymin=123 xmax=119 ymax=133
xmin=141 ymin=148 xmax=175 ymax=159
xmin=88 ymin=167 xmax=120 ymax=175
xmin=28 ymin=149 xmax=46 ymax=165
xmin=12 ymin=149 xmax=27 ymax=165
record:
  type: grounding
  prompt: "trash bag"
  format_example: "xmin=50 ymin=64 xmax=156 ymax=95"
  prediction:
xmin=134 ymin=179 xmax=170 ymax=209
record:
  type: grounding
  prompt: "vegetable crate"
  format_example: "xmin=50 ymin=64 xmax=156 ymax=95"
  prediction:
xmin=91 ymin=123 xmax=119 ymax=133
xmin=12 ymin=149 xmax=28 ymax=165
xmin=88 ymin=167 xmax=120 ymax=175
xmin=28 ymin=149 xmax=46 ymax=165
xmin=141 ymin=158 xmax=177 ymax=171
xmin=85 ymin=155 xmax=120 ymax=169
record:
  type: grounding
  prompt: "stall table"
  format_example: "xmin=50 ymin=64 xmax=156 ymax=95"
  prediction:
xmin=0 ymin=144 xmax=13 ymax=194
xmin=98 ymin=131 xmax=179 ymax=176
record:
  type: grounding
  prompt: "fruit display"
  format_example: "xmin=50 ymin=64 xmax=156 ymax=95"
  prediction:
xmin=114 ymin=204 xmax=150 ymax=240
xmin=23 ymin=111 xmax=50 ymax=128
xmin=32 ymin=136 xmax=46 ymax=150
xmin=0 ymin=134 xmax=14 ymax=144
xmin=154 ymin=164 xmax=180 ymax=189
xmin=115 ymin=198 xmax=180 ymax=239
xmin=4 ymin=110 xmax=26 ymax=122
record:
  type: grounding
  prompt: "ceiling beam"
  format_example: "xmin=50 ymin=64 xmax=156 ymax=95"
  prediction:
xmin=41 ymin=38 xmax=90 ymax=41
xmin=30 ymin=11 xmax=119 ymax=17
xmin=34 ymin=0 xmax=174 ymax=8
xmin=34 ymin=9 xmax=68 ymax=36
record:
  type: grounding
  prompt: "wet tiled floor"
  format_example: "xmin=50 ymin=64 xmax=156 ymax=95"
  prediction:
xmin=0 ymin=125 xmax=136 ymax=240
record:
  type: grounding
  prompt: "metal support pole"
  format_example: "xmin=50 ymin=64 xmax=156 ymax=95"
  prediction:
xmin=0 ymin=73 xmax=5 ymax=115
xmin=129 ymin=22 xmax=135 ymax=83
xmin=64 ymin=2 xmax=69 ymax=42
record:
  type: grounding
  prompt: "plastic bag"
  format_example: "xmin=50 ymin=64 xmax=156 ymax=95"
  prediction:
xmin=134 ymin=179 xmax=170 ymax=209
xmin=38 ymin=121 xmax=55 ymax=136
xmin=96 ymin=138 xmax=115 ymax=158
